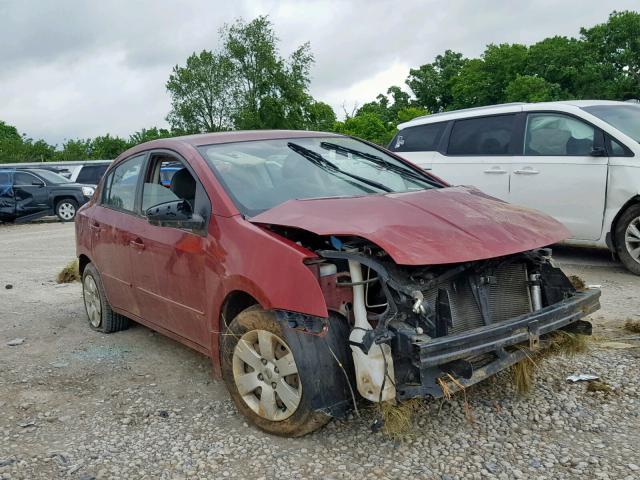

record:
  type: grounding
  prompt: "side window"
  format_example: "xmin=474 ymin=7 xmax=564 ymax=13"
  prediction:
xmin=390 ymin=123 xmax=446 ymax=152
xmin=141 ymin=156 xmax=209 ymax=226
xmin=448 ymin=115 xmax=515 ymax=155
xmin=14 ymin=172 xmax=40 ymax=186
xmin=606 ymin=135 xmax=633 ymax=157
xmin=102 ymin=155 xmax=145 ymax=212
xmin=77 ymin=165 xmax=108 ymax=184
xmin=525 ymin=113 xmax=595 ymax=156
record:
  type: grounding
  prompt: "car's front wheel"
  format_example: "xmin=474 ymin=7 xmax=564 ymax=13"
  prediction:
xmin=82 ymin=263 xmax=129 ymax=333
xmin=55 ymin=198 xmax=78 ymax=222
xmin=221 ymin=306 xmax=331 ymax=437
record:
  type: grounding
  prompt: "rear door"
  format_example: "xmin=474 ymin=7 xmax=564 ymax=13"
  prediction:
xmin=0 ymin=169 xmax=15 ymax=220
xmin=509 ymin=112 xmax=608 ymax=240
xmin=434 ymin=114 xmax=518 ymax=200
xmin=90 ymin=154 xmax=147 ymax=316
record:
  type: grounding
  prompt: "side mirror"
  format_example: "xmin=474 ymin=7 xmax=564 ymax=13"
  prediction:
xmin=146 ymin=200 xmax=204 ymax=230
xmin=32 ymin=180 xmax=45 ymax=187
xmin=590 ymin=146 xmax=607 ymax=157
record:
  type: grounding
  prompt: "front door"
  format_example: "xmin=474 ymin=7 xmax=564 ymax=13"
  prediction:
xmin=509 ymin=112 xmax=608 ymax=240
xmin=13 ymin=171 xmax=50 ymax=215
xmin=90 ymin=154 xmax=146 ymax=317
xmin=129 ymin=153 xmax=211 ymax=347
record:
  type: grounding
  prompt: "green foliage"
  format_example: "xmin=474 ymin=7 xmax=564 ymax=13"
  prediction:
xmin=505 ymin=75 xmax=561 ymax=103
xmin=333 ymin=112 xmax=395 ymax=146
xmin=166 ymin=50 xmax=236 ymax=133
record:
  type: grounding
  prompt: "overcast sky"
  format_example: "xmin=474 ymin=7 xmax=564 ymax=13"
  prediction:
xmin=1 ymin=0 xmax=638 ymax=145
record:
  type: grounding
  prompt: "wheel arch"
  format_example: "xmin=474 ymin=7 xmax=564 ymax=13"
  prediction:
xmin=78 ymin=254 xmax=91 ymax=275
xmin=609 ymin=195 xmax=640 ymax=250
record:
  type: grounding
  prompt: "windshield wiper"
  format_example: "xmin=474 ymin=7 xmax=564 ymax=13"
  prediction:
xmin=319 ymin=141 xmax=434 ymax=186
xmin=287 ymin=142 xmax=392 ymax=193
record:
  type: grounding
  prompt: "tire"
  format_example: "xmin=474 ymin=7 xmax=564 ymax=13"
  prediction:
xmin=614 ymin=203 xmax=640 ymax=275
xmin=221 ymin=306 xmax=331 ymax=437
xmin=82 ymin=263 xmax=129 ymax=333
xmin=55 ymin=198 xmax=78 ymax=222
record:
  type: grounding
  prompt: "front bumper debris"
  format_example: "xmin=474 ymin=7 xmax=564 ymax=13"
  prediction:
xmin=395 ymin=288 xmax=601 ymax=400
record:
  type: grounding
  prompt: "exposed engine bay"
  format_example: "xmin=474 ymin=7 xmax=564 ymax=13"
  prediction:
xmin=270 ymin=226 xmax=601 ymax=405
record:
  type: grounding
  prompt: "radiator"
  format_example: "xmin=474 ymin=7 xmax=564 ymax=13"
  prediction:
xmin=423 ymin=263 xmax=533 ymax=336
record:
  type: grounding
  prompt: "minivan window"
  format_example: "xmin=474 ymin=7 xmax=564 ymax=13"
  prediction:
xmin=447 ymin=115 xmax=515 ymax=155
xmin=582 ymin=104 xmax=640 ymax=143
xmin=102 ymin=155 xmax=145 ymax=212
xmin=77 ymin=164 xmax=109 ymax=184
xmin=525 ymin=113 xmax=595 ymax=156
xmin=390 ymin=123 xmax=446 ymax=152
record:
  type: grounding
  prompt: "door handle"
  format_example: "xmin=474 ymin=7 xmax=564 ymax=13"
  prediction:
xmin=483 ymin=168 xmax=507 ymax=174
xmin=513 ymin=168 xmax=540 ymax=175
xmin=129 ymin=238 xmax=145 ymax=250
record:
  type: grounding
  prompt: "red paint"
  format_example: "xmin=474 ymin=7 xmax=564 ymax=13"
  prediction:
xmin=75 ymin=131 xmax=569 ymax=378
xmin=250 ymin=186 xmax=570 ymax=265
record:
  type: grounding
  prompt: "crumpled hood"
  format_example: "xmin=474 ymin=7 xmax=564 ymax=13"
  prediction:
xmin=249 ymin=186 xmax=570 ymax=265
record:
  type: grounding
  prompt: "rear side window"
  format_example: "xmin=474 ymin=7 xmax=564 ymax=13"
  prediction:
xmin=448 ymin=115 xmax=515 ymax=155
xmin=77 ymin=164 xmax=109 ymax=184
xmin=14 ymin=172 xmax=40 ymax=186
xmin=102 ymin=155 xmax=145 ymax=212
xmin=390 ymin=123 xmax=446 ymax=152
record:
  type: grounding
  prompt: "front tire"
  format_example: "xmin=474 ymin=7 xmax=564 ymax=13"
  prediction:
xmin=614 ymin=203 xmax=640 ymax=275
xmin=56 ymin=198 xmax=78 ymax=222
xmin=82 ymin=263 xmax=129 ymax=333
xmin=221 ymin=306 xmax=331 ymax=437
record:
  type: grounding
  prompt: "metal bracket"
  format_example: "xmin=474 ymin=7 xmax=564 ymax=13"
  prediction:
xmin=528 ymin=320 xmax=540 ymax=351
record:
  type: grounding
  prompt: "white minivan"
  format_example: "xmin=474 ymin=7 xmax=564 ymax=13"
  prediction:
xmin=390 ymin=100 xmax=640 ymax=274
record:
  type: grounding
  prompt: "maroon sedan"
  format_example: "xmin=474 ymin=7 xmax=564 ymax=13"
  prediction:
xmin=75 ymin=130 xmax=600 ymax=436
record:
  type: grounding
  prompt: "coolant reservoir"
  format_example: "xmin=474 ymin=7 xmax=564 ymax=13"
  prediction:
xmin=347 ymin=258 xmax=395 ymax=402
xmin=349 ymin=329 xmax=396 ymax=402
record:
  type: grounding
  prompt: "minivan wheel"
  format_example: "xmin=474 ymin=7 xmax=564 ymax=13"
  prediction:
xmin=614 ymin=203 xmax=640 ymax=275
xmin=56 ymin=199 xmax=78 ymax=222
xmin=221 ymin=306 xmax=330 ymax=437
xmin=82 ymin=263 xmax=129 ymax=333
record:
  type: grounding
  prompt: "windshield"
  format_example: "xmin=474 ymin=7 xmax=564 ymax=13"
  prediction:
xmin=198 ymin=136 xmax=438 ymax=216
xmin=582 ymin=104 xmax=640 ymax=142
xmin=30 ymin=169 xmax=71 ymax=184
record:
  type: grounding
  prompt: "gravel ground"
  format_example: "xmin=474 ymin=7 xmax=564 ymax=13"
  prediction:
xmin=1 ymin=222 xmax=639 ymax=480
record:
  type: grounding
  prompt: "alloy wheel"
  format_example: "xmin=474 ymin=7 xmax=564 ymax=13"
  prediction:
xmin=625 ymin=216 xmax=640 ymax=264
xmin=58 ymin=202 xmax=76 ymax=220
xmin=232 ymin=329 xmax=301 ymax=421
xmin=83 ymin=274 xmax=102 ymax=328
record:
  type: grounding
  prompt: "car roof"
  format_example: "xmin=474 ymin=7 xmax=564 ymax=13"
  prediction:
xmin=397 ymin=100 xmax=635 ymax=130
xmin=173 ymin=129 xmax=343 ymax=147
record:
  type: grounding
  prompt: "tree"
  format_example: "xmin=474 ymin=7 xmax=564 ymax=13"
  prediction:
xmin=91 ymin=134 xmax=129 ymax=159
xmin=505 ymin=75 xmax=561 ymax=102
xmin=222 ymin=16 xmax=314 ymax=130
xmin=333 ymin=112 xmax=396 ymax=146
xmin=129 ymin=127 xmax=174 ymax=146
xmin=581 ymin=10 xmax=640 ymax=99
xmin=406 ymin=50 xmax=468 ymax=112
xmin=166 ymin=50 xmax=236 ymax=133
xmin=304 ymin=101 xmax=336 ymax=131
xmin=55 ymin=139 xmax=92 ymax=161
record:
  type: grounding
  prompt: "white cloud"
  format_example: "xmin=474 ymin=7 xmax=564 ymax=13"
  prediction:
xmin=0 ymin=0 xmax=638 ymax=144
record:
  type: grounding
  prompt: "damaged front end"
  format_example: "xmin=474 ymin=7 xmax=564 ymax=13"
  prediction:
xmin=306 ymin=239 xmax=600 ymax=403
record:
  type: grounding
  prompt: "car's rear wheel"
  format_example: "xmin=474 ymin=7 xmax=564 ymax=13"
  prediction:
xmin=614 ymin=203 xmax=640 ymax=275
xmin=221 ymin=306 xmax=331 ymax=437
xmin=55 ymin=198 xmax=78 ymax=222
xmin=82 ymin=263 xmax=129 ymax=333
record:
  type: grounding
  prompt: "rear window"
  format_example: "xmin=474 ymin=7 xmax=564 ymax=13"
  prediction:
xmin=448 ymin=114 xmax=516 ymax=155
xmin=389 ymin=123 xmax=446 ymax=152
xmin=77 ymin=164 xmax=109 ymax=184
